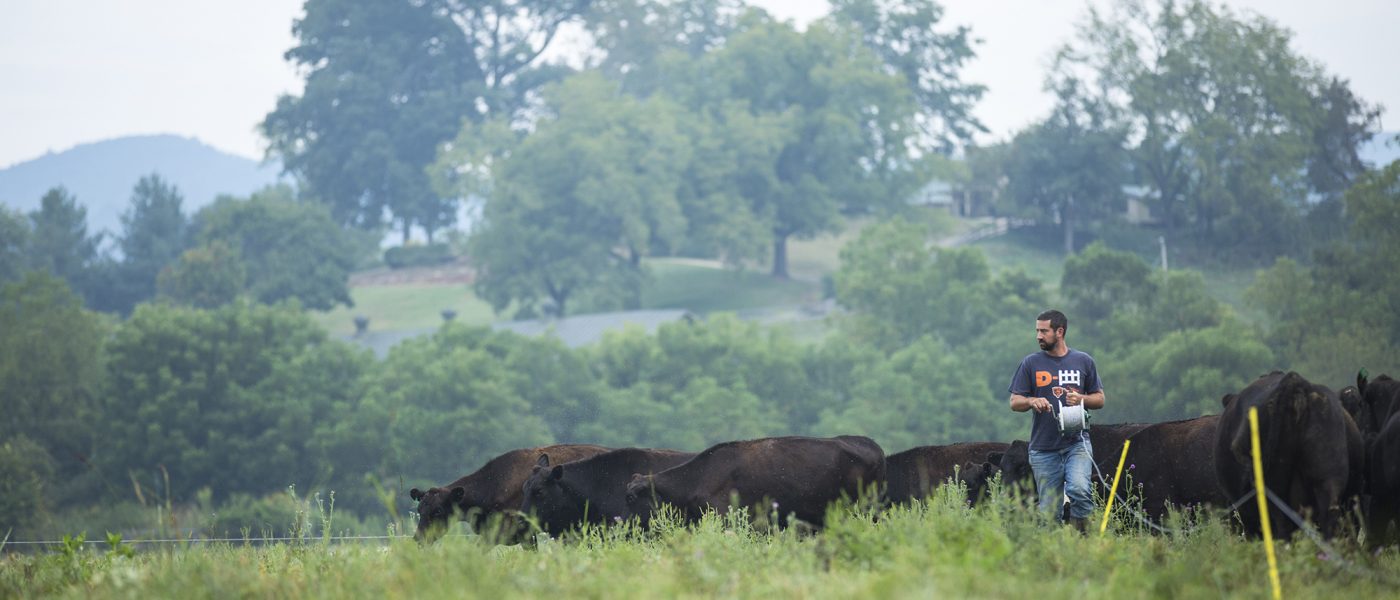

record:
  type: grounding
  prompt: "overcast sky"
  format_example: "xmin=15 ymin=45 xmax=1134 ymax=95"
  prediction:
xmin=1 ymin=0 xmax=1395 ymax=168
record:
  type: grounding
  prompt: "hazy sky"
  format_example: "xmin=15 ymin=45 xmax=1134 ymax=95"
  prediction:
xmin=1 ymin=0 xmax=1395 ymax=168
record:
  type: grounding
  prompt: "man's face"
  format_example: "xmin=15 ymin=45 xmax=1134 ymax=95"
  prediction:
xmin=1035 ymin=319 xmax=1061 ymax=351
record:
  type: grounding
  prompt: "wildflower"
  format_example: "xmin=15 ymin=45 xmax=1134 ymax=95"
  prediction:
xmin=613 ymin=516 xmax=623 ymax=523
xmin=1129 ymin=464 xmax=1136 ymax=470
xmin=772 ymin=501 xmax=779 ymax=510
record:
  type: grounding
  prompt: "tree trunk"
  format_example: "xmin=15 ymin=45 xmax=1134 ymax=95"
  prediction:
xmin=1063 ymin=197 xmax=1075 ymax=255
xmin=771 ymin=233 xmax=790 ymax=279
xmin=623 ymin=250 xmax=643 ymax=310
xmin=401 ymin=219 xmax=411 ymax=245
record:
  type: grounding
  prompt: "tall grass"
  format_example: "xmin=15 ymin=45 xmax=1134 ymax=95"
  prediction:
xmin=5 ymin=482 xmax=1396 ymax=599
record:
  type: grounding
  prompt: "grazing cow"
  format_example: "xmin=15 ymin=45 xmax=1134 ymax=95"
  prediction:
xmin=886 ymin=442 xmax=1008 ymax=506
xmin=991 ymin=423 xmax=1149 ymax=497
xmin=1117 ymin=415 xmax=1224 ymax=522
xmin=1368 ymin=412 xmax=1400 ymax=545
xmin=520 ymin=448 xmax=696 ymax=535
xmin=989 ymin=440 xmax=1034 ymax=496
xmin=1215 ymin=372 xmax=1363 ymax=539
xmin=409 ymin=444 xmax=611 ymax=542
xmin=624 ymin=436 xmax=886 ymax=528
xmin=1357 ymin=373 xmax=1400 ymax=437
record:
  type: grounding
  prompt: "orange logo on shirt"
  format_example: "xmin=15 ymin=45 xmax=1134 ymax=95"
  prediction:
xmin=1035 ymin=371 xmax=1053 ymax=387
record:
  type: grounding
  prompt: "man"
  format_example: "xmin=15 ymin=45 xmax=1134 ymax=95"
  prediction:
xmin=1008 ymin=309 xmax=1105 ymax=532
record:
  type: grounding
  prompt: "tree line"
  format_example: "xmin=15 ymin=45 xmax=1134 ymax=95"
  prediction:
xmin=4 ymin=156 xmax=1398 ymax=530
xmin=3 ymin=0 xmax=1398 ymax=535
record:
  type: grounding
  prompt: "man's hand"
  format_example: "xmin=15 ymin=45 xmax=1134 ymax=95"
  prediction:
xmin=1064 ymin=390 xmax=1081 ymax=407
xmin=1028 ymin=397 xmax=1052 ymax=413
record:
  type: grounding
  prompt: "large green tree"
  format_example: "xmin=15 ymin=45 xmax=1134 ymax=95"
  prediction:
xmin=25 ymin=187 xmax=101 ymax=297
xmin=0 ymin=207 xmax=27 ymax=283
xmin=828 ymin=0 xmax=987 ymax=152
xmin=91 ymin=174 xmax=189 ymax=314
xmin=101 ymin=300 xmax=365 ymax=501
xmin=455 ymin=73 xmax=690 ymax=315
xmin=708 ymin=15 xmax=921 ymax=278
xmin=1003 ymin=77 xmax=1129 ymax=254
xmin=263 ymin=0 xmax=590 ymax=240
xmin=1061 ymin=0 xmax=1379 ymax=261
xmin=191 ymin=186 xmax=355 ymax=310
xmin=0 ymin=273 xmax=107 ymax=478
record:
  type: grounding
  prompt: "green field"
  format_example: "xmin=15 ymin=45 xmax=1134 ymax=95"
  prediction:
xmin=310 ymin=284 xmax=496 ymax=336
xmin=643 ymin=260 xmax=820 ymax=312
xmin=5 ymin=488 xmax=1393 ymax=599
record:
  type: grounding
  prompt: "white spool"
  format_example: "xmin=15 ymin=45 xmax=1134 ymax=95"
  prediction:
xmin=1057 ymin=403 xmax=1089 ymax=435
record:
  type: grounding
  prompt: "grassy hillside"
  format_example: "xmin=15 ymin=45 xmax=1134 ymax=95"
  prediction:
xmin=310 ymin=216 xmax=1264 ymax=340
xmin=972 ymin=224 xmax=1262 ymax=315
xmin=4 ymin=489 xmax=1392 ymax=598
xmin=310 ymin=284 xmax=495 ymax=336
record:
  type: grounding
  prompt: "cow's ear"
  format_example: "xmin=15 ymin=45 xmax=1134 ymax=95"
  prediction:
xmin=986 ymin=452 xmax=1004 ymax=465
xmin=410 ymin=488 xmax=424 ymax=502
xmin=536 ymin=454 xmax=550 ymax=468
xmin=1358 ymin=368 xmax=1369 ymax=394
xmin=549 ymin=465 xmax=564 ymax=480
xmin=449 ymin=487 xmax=466 ymax=502
xmin=629 ymin=473 xmax=645 ymax=485
xmin=1220 ymin=393 xmax=1236 ymax=408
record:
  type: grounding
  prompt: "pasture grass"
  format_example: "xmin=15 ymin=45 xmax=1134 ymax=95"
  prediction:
xmin=6 ymin=484 xmax=1396 ymax=599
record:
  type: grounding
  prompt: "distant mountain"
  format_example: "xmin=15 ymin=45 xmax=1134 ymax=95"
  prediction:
xmin=0 ymin=134 xmax=286 ymax=238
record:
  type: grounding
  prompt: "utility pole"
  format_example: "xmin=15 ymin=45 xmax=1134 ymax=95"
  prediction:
xmin=1158 ymin=235 xmax=1169 ymax=271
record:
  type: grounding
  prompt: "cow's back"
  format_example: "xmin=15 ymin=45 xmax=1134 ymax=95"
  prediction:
xmin=469 ymin=444 xmax=612 ymax=511
xmin=1122 ymin=415 xmax=1222 ymax=521
xmin=655 ymin=436 xmax=885 ymax=526
xmin=886 ymin=442 xmax=1008 ymax=504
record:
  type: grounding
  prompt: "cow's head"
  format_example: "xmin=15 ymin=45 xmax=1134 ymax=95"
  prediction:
xmin=957 ymin=461 xmax=998 ymax=506
xmin=991 ymin=440 xmax=1034 ymax=496
xmin=520 ymin=454 xmax=577 ymax=534
xmin=409 ymin=486 xmax=465 ymax=543
xmin=623 ymin=473 xmax=657 ymax=526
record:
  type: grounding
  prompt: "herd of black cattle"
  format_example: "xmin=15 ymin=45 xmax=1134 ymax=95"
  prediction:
xmin=408 ymin=370 xmax=1400 ymax=545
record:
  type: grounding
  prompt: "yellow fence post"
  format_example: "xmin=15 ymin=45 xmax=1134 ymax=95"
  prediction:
xmin=1249 ymin=406 xmax=1283 ymax=600
xmin=1099 ymin=439 xmax=1131 ymax=536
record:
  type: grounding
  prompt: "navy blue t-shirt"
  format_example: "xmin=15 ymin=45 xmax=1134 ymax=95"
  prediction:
xmin=1008 ymin=349 xmax=1102 ymax=451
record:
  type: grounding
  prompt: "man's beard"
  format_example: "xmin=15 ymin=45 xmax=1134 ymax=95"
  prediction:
xmin=1038 ymin=338 xmax=1054 ymax=351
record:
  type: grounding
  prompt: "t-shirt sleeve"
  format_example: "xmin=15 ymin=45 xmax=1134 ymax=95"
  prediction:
xmin=1008 ymin=357 xmax=1033 ymax=395
xmin=1082 ymin=357 xmax=1102 ymax=394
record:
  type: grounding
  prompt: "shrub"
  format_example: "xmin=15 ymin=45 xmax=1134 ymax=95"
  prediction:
xmin=383 ymin=244 xmax=455 ymax=269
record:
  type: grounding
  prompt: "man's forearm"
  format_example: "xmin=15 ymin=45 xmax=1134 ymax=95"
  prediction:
xmin=1083 ymin=390 xmax=1105 ymax=410
xmin=1009 ymin=393 xmax=1032 ymax=412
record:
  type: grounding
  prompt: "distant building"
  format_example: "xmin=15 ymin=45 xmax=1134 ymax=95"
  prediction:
xmin=1122 ymin=185 xmax=1160 ymax=225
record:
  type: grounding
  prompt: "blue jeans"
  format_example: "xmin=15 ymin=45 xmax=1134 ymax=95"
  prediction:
xmin=1028 ymin=438 xmax=1094 ymax=520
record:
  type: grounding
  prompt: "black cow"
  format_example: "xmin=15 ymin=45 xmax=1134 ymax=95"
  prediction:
xmin=520 ymin=448 xmax=695 ymax=535
xmin=1357 ymin=373 xmax=1400 ymax=436
xmin=1117 ymin=415 xmax=1224 ymax=522
xmin=990 ymin=423 xmax=1150 ymax=498
xmin=1368 ymin=411 xmax=1400 ymax=545
xmin=989 ymin=440 xmax=1033 ymax=495
xmin=886 ymin=442 xmax=1008 ymax=506
xmin=1215 ymin=372 xmax=1363 ymax=539
xmin=624 ymin=435 xmax=886 ymax=528
xmin=409 ymin=444 xmax=611 ymax=542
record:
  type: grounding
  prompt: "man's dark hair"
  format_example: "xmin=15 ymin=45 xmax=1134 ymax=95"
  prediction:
xmin=1037 ymin=309 xmax=1068 ymax=335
